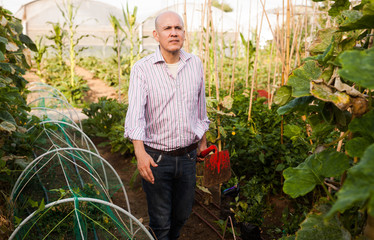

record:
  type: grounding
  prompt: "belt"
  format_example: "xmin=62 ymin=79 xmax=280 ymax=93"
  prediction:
xmin=144 ymin=143 xmax=198 ymax=157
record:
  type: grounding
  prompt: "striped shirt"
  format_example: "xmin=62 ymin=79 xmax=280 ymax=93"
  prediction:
xmin=124 ymin=47 xmax=210 ymax=151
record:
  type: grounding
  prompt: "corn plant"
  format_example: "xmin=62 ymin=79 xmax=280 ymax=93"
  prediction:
xmin=122 ymin=4 xmax=138 ymax=69
xmin=33 ymin=36 xmax=47 ymax=80
xmin=51 ymin=0 xmax=89 ymax=105
xmin=46 ymin=21 xmax=66 ymax=67
xmin=109 ymin=14 xmax=126 ymax=101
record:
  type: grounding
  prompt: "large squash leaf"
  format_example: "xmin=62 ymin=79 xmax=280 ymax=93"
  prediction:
xmin=274 ymin=85 xmax=292 ymax=106
xmin=296 ymin=204 xmax=351 ymax=240
xmin=277 ymin=96 xmax=314 ymax=115
xmin=349 ymin=110 xmax=374 ymax=139
xmin=327 ymin=144 xmax=374 ymax=217
xmin=308 ymin=28 xmax=341 ymax=55
xmin=283 ymin=151 xmax=350 ymax=198
xmin=310 ymin=81 xmax=351 ymax=111
xmin=346 ymin=136 xmax=373 ymax=158
xmin=339 ymin=3 xmax=374 ymax=31
xmin=287 ymin=61 xmax=322 ymax=97
xmin=338 ymin=48 xmax=374 ymax=90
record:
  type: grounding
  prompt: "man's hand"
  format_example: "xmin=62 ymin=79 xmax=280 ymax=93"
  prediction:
xmin=197 ymin=134 xmax=208 ymax=162
xmin=133 ymin=140 xmax=158 ymax=184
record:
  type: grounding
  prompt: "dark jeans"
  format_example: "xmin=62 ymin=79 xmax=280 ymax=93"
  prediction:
xmin=142 ymin=148 xmax=197 ymax=240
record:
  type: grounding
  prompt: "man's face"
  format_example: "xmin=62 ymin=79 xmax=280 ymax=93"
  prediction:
xmin=153 ymin=12 xmax=185 ymax=54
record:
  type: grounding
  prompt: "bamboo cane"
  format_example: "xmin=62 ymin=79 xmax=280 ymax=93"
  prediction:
xmin=204 ymin=0 xmax=211 ymax=96
xmin=248 ymin=0 xmax=265 ymax=122
xmin=199 ymin=1 xmax=207 ymax=60
xmin=285 ymin=0 xmax=291 ymax=85
xmin=258 ymin=0 xmax=286 ymax=67
xmin=269 ymin=14 xmax=281 ymax=107
xmin=288 ymin=18 xmax=301 ymax=69
xmin=245 ymin=1 xmax=252 ymax=89
xmin=219 ymin=0 xmax=225 ymax=90
xmin=304 ymin=0 xmax=308 ymax=57
xmin=294 ymin=16 xmax=305 ymax=68
xmin=208 ymin=2 xmax=221 ymax=151
xmin=229 ymin=1 xmax=240 ymax=97
xmin=267 ymin=36 xmax=275 ymax=109
xmin=183 ymin=0 xmax=189 ymax=52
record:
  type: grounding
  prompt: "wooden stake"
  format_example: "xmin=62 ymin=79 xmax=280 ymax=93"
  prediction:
xmin=267 ymin=36 xmax=275 ymax=109
xmin=199 ymin=1 xmax=207 ymax=60
xmin=203 ymin=0 xmax=211 ymax=96
xmin=285 ymin=0 xmax=291 ymax=85
xmin=183 ymin=0 xmax=190 ymax=52
xmin=208 ymin=2 xmax=221 ymax=151
xmin=229 ymin=0 xmax=240 ymax=97
xmin=304 ymin=0 xmax=308 ymax=57
xmin=248 ymin=0 xmax=265 ymax=121
xmin=245 ymin=0 xmax=252 ymax=89
xmin=219 ymin=0 xmax=225 ymax=90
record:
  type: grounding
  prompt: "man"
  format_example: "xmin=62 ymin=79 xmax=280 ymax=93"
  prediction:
xmin=124 ymin=11 xmax=210 ymax=240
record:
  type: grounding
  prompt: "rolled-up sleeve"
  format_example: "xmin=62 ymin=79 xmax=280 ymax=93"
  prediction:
xmin=124 ymin=63 xmax=147 ymax=141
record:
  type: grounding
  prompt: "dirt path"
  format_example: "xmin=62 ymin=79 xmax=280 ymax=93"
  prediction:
xmin=24 ymin=67 xmax=118 ymax=104
xmin=75 ymin=66 xmax=118 ymax=103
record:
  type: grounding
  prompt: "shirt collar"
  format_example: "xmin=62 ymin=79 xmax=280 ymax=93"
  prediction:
xmin=153 ymin=46 xmax=192 ymax=64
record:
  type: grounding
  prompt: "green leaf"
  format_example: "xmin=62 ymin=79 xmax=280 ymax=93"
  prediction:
xmin=308 ymin=28 xmax=341 ymax=55
xmin=0 ymin=63 xmax=12 ymax=73
xmin=274 ymin=85 xmax=292 ymax=106
xmin=0 ymin=111 xmax=16 ymax=124
xmin=284 ymin=124 xmax=302 ymax=139
xmin=328 ymin=0 xmax=350 ymax=17
xmin=288 ymin=61 xmax=322 ymax=97
xmin=349 ymin=110 xmax=374 ymax=139
xmin=0 ymin=36 xmax=8 ymax=45
xmin=28 ymin=198 xmax=39 ymax=208
xmin=339 ymin=10 xmax=374 ymax=31
xmin=38 ymin=198 xmax=45 ymax=212
xmin=19 ymin=34 xmax=37 ymax=51
xmin=338 ymin=49 xmax=374 ymax=90
xmin=346 ymin=137 xmax=373 ymax=158
xmin=310 ymin=81 xmax=351 ymax=111
xmin=277 ymin=96 xmax=314 ymax=115
xmin=0 ymin=51 xmax=4 ymax=61
xmin=297 ymin=204 xmax=351 ymax=240
xmin=327 ymin=144 xmax=374 ymax=217
xmin=283 ymin=151 xmax=350 ymax=198
xmin=275 ymin=163 xmax=285 ymax=172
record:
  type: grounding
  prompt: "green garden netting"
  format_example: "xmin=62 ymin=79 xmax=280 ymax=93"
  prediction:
xmin=10 ymin=82 xmax=153 ymax=239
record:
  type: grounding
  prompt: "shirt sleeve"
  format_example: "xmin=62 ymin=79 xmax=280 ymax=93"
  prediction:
xmin=197 ymin=59 xmax=210 ymax=134
xmin=124 ymin=63 xmax=147 ymax=141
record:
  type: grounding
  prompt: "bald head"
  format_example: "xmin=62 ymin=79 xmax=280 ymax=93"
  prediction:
xmin=155 ymin=11 xmax=184 ymax=31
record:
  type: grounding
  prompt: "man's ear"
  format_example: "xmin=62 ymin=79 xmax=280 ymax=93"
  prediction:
xmin=153 ymin=30 xmax=159 ymax=42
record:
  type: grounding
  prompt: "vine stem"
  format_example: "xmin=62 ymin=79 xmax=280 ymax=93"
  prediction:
xmin=323 ymin=130 xmax=350 ymax=148
xmin=322 ymin=181 xmax=335 ymax=202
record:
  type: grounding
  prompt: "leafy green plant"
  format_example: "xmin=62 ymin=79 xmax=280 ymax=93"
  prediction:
xmin=216 ymin=92 xmax=311 ymax=189
xmin=231 ymin=177 xmax=269 ymax=226
xmin=82 ymin=97 xmax=133 ymax=155
xmin=276 ymin=0 xmax=374 ymax=237
xmin=0 ymin=7 xmax=39 ymax=239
